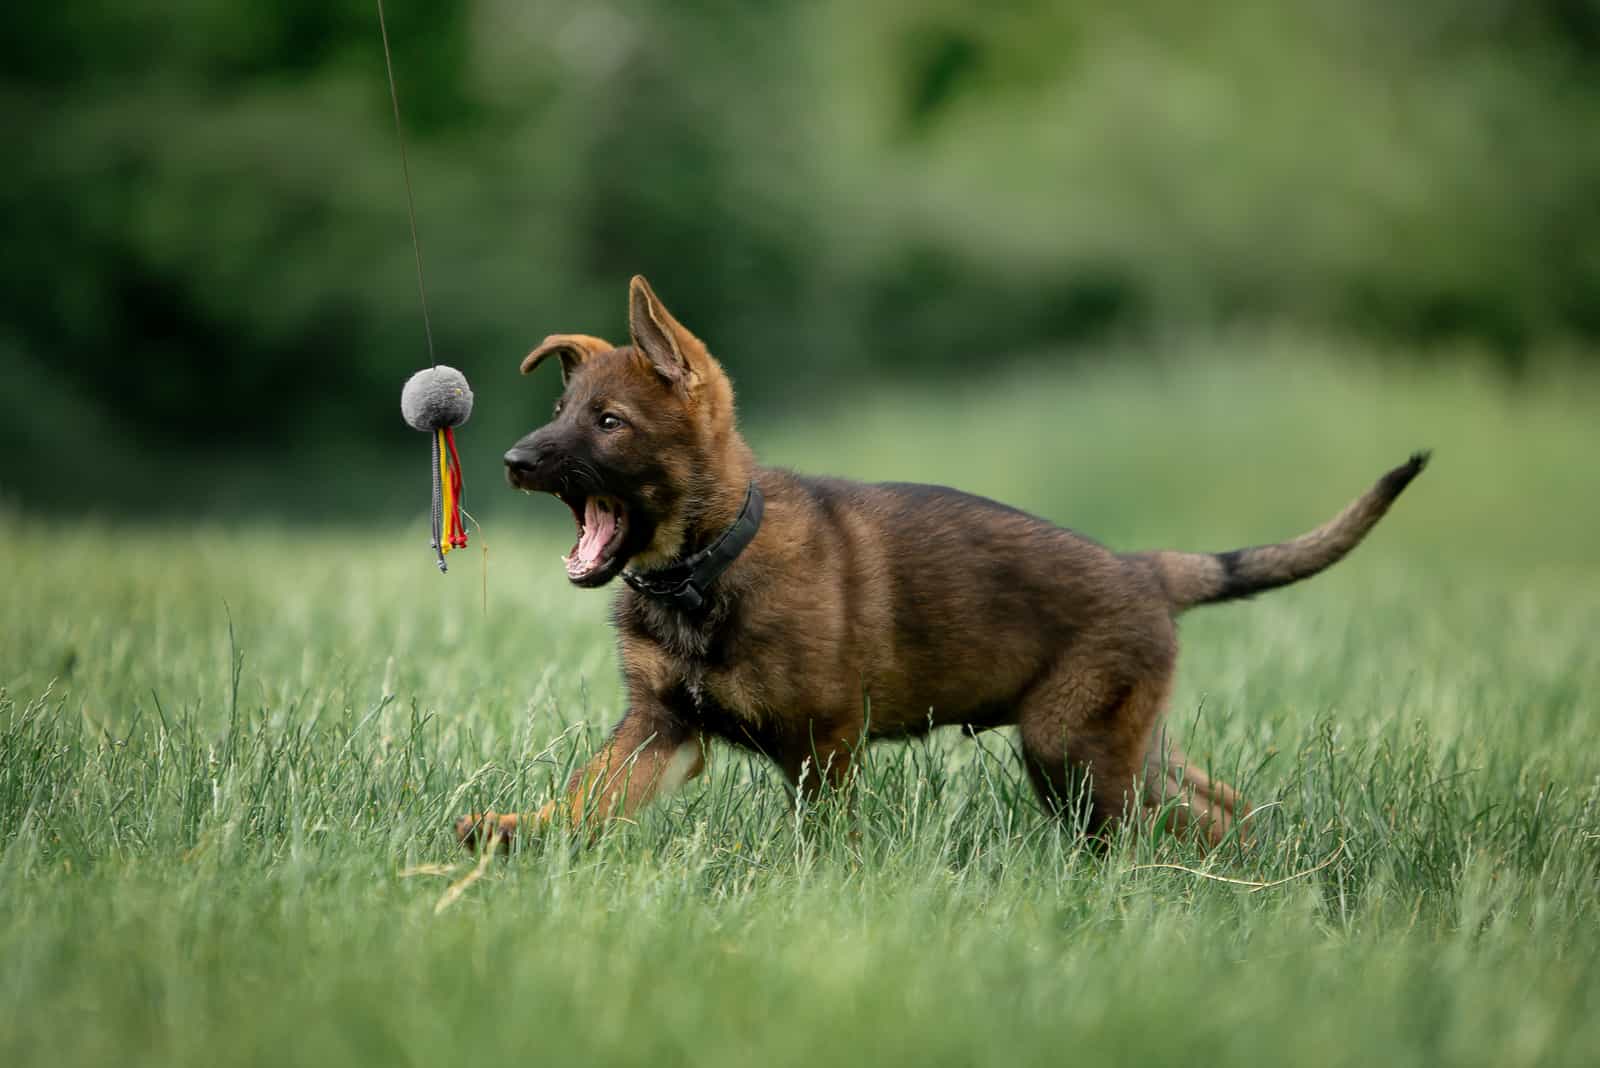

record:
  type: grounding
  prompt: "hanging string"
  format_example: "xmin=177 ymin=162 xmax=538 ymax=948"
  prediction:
xmin=379 ymin=2 xmax=489 ymax=609
xmin=376 ymin=0 xmax=438 ymax=369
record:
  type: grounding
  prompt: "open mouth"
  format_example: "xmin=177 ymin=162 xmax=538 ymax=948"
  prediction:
xmin=557 ymin=493 xmax=628 ymax=585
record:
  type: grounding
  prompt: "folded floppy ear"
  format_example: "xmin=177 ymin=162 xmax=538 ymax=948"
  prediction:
xmin=628 ymin=275 xmax=705 ymax=388
xmin=519 ymin=334 xmax=614 ymax=382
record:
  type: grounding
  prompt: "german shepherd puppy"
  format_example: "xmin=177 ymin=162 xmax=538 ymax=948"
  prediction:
xmin=457 ymin=276 xmax=1427 ymax=850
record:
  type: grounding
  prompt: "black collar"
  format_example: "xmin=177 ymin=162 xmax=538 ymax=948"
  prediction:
xmin=622 ymin=482 xmax=764 ymax=612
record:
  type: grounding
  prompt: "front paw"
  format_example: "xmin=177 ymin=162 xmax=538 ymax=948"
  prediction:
xmin=453 ymin=811 xmax=518 ymax=853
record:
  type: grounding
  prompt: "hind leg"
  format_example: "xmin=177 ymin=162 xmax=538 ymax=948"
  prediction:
xmin=1018 ymin=653 xmax=1242 ymax=848
xmin=1017 ymin=662 xmax=1158 ymax=840
xmin=1144 ymin=728 xmax=1250 ymax=848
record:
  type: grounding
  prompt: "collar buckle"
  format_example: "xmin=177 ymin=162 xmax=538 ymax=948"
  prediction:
xmin=621 ymin=569 xmax=704 ymax=611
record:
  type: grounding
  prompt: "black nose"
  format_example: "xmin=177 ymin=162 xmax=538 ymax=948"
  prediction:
xmin=504 ymin=448 xmax=538 ymax=473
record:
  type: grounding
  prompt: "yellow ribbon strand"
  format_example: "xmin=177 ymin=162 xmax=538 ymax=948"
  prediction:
xmin=438 ymin=428 xmax=454 ymax=554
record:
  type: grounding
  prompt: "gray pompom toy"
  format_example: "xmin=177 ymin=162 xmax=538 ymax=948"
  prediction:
xmin=401 ymin=366 xmax=474 ymax=571
xmin=401 ymin=365 xmax=473 ymax=431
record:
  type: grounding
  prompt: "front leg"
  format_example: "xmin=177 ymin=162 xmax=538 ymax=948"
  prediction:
xmin=779 ymin=717 xmax=861 ymax=801
xmin=454 ymin=696 xmax=704 ymax=851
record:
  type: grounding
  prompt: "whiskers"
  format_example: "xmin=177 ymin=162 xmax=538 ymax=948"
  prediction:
xmin=559 ymin=456 xmax=607 ymax=500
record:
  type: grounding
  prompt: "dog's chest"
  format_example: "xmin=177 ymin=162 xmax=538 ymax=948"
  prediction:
xmin=633 ymin=597 xmax=716 ymax=662
xmin=630 ymin=596 xmax=771 ymax=733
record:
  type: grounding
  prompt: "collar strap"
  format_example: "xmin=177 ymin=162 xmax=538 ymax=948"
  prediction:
xmin=623 ymin=482 xmax=764 ymax=612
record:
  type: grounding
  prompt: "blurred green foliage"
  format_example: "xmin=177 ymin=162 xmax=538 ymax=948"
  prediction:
xmin=4 ymin=1 xmax=1599 ymax=511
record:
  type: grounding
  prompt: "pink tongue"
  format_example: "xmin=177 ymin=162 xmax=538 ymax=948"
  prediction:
xmin=576 ymin=498 xmax=616 ymax=565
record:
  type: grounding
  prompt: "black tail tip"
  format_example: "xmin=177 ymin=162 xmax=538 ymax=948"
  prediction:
xmin=1382 ymin=449 xmax=1432 ymax=497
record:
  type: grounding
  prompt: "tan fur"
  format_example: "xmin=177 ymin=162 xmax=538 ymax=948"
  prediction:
xmin=456 ymin=277 xmax=1427 ymax=853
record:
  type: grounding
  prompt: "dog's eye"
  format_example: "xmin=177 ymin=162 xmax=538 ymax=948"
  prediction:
xmin=597 ymin=413 xmax=624 ymax=432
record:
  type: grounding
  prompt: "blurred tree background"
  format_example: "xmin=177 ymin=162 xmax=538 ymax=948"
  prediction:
xmin=3 ymin=0 xmax=1598 ymax=515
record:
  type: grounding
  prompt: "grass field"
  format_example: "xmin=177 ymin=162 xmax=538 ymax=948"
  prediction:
xmin=4 ymin=341 xmax=1598 ymax=1066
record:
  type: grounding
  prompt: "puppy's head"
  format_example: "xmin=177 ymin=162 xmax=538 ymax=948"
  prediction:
xmin=505 ymin=276 xmax=744 ymax=587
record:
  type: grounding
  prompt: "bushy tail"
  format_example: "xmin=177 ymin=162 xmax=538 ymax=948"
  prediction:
xmin=1136 ymin=452 xmax=1430 ymax=613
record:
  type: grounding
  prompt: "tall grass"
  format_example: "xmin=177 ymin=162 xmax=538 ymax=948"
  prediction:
xmin=3 ymin=343 xmax=1598 ymax=1066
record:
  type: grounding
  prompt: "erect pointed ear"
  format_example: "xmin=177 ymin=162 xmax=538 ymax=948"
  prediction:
xmin=628 ymin=275 xmax=704 ymax=388
xmin=519 ymin=334 xmax=614 ymax=382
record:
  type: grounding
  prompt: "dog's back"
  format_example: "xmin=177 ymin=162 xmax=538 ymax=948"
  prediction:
xmin=748 ymin=473 xmax=1170 ymax=737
